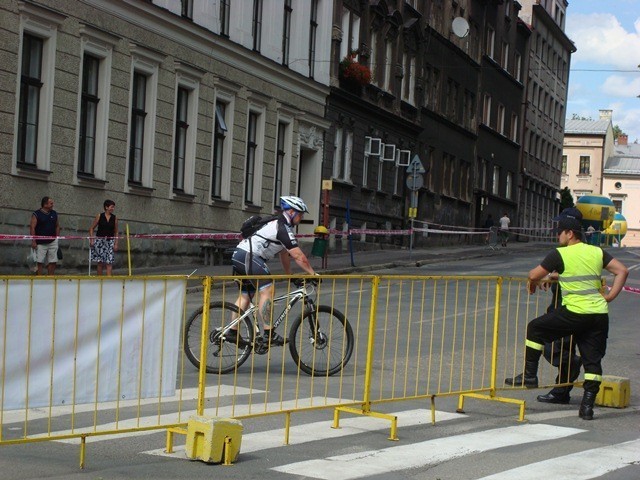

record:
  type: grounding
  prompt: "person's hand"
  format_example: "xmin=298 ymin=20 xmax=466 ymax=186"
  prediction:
xmin=114 ymin=243 xmax=118 ymax=251
xmin=31 ymin=240 xmax=36 ymax=249
xmin=527 ymin=280 xmax=537 ymax=295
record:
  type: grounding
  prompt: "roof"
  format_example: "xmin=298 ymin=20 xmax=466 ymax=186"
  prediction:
xmin=564 ymin=119 xmax=611 ymax=135
xmin=604 ymin=143 xmax=640 ymax=175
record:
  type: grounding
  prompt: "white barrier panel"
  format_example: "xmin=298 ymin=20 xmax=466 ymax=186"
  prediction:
xmin=0 ymin=278 xmax=185 ymax=410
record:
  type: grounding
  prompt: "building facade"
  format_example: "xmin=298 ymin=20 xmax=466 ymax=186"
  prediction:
xmin=325 ymin=0 xmax=532 ymax=248
xmin=0 ymin=0 xmax=332 ymax=270
xmin=517 ymin=0 xmax=575 ymax=230
xmin=603 ymin=136 xmax=640 ymax=246
xmin=561 ymin=111 xmax=614 ymax=198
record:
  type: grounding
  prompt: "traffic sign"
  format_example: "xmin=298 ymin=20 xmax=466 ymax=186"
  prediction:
xmin=406 ymin=154 xmax=426 ymax=174
xmin=406 ymin=173 xmax=423 ymax=191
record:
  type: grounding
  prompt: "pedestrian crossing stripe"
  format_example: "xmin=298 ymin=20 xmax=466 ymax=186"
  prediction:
xmin=143 ymin=408 xmax=465 ymax=458
xmin=271 ymin=424 xmax=586 ymax=480
xmin=477 ymin=438 xmax=640 ymax=480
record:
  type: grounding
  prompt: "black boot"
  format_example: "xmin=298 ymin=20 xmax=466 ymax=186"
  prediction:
xmin=578 ymin=391 xmax=597 ymax=420
xmin=505 ymin=360 xmax=539 ymax=388
xmin=537 ymin=388 xmax=570 ymax=404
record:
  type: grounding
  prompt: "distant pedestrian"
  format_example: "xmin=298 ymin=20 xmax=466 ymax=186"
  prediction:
xmin=30 ymin=196 xmax=60 ymax=275
xmin=89 ymin=200 xmax=119 ymax=276
xmin=499 ymin=212 xmax=510 ymax=247
xmin=483 ymin=214 xmax=494 ymax=244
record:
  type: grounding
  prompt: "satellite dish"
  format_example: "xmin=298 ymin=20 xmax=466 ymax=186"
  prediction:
xmin=452 ymin=17 xmax=470 ymax=38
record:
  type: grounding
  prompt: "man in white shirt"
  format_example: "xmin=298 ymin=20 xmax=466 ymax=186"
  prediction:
xmin=499 ymin=212 xmax=510 ymax=247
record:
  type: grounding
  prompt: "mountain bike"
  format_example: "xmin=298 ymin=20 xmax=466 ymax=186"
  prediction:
xmin=183 ymin=279 xmax=354 ymax=376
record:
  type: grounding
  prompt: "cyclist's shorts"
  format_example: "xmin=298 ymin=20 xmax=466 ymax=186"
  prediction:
xmin=231 ymin=248 xmax=273 ymax=294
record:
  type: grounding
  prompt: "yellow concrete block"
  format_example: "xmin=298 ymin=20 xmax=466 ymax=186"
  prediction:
xmin=185 ymin=415 xmax=243 ymax=463
xmin=595 ymin=376 xmax=630 ymax=408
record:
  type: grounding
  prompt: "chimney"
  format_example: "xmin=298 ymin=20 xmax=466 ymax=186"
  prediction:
xmin=599 ymin=109 xmax=612 ymax=120
xmin=618 ymin=134 xmax=628 ymax=146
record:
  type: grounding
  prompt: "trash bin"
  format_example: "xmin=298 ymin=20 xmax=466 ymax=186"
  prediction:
xmin=311 ymin=225 xmax=329 ymax=258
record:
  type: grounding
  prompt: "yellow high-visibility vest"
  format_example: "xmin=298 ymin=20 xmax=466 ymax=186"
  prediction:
xmin=557 ymin=243 xmax=608 ymax=314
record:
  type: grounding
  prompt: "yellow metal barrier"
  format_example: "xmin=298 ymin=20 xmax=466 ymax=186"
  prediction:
xmin=0 ymin=273 xmax=577 ymax=468
xmin=0 ymin=275 xmax=191 ymax=467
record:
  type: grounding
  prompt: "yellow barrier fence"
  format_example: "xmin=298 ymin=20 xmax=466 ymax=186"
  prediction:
xmin=0 ymin=273 xmax=575 ymax=467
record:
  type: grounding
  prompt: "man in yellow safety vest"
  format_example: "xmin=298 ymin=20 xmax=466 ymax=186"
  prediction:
xmin=506 ymin=208 xmax=628 ymax=420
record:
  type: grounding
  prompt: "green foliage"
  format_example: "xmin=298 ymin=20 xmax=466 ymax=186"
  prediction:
xmin=612 ymin=124 xmax=625 ymax=139
xmin=560 ymin=187 xmax=574 ymax=210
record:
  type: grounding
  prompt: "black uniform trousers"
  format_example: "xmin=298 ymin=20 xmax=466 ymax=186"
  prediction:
xmin=526 ymin=306 xmax=608 ymax=394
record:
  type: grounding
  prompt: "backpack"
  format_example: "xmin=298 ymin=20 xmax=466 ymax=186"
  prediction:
xmin=240 ymin=215 xmax=278 ymax=239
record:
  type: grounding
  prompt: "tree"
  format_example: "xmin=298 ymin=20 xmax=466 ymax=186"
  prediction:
xmin=560 ymin=187 xmax=574 ymax=210
xmin=612 ymin=124 xmax=625 ymax=139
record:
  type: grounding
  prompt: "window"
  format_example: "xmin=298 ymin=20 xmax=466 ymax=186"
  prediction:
xmin=612 ymin=199 xmax=622 ymax=213
xmin=17 ymin=34 xmax=44 ymax=167
xmin=501 ymin=42 xmax=509 ymax=70
xmin=340 ymin=8 xmax=360 ymax=59
xmin=282 ymin=0 xmax=292 ymax=66
xmin=377 ymin=154 xmax=383 ymax=191
xmin=482 ymin=94 xmax=491 ymax=125
xmin=220 ymin=0 xmax=230 ymax=36
xmin=78 ymin=54 xmax=99 ymax=176
xmin=181 ymin=0 xmax=193 ymax=19
xmin=333 ymin=127 xmax=353 ymax=182
xmin=76 ymin=27 xmax=116 ymax=181
xmin=514 ymin=52 xmax=522 ymax=82
xmin=497 ymin=104 xmax=505 ymax=134
xmin=402 ymin=54 xmax=416 ymax=104
xmin=384 ymin=40 xmax=392 ymax=91
xmin=252 ymin=0 xmax=263 ymax=52
xmin=129 ymin=72 xmax=147 ymax=184
xmin=509 ymin=114 xmax=518 ymax=142
xmin=308 ymin=0 xmax=318 ymax=77
xmin=15 ymin=3 xmax=63 ymax=173
xmin=579 ymin=155 xmax=590 ymax=175
xmin=506 ymin=172 xmax=513 ymax=199
xmin=485 ymin=26 xmax=495 ymax=58
xmin=127 ymin=46 xmax=162 ymax=188
xmin=212 ymin=102 xmax=227 ymax=199
xmin=492 ymin=165 xmax=500 ymax=195
xmin=173 ymin=87 xmax=189 ymax=192
xmin=274 ymin=120 xmax=291 ymax=209
xmin=369 ymin=28 xmax=377 ymax=85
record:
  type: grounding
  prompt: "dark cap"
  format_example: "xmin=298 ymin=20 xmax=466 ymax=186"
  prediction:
xmin=552 ymin=207 xmax=583 ymax=221
xmin=556 ymin=217 xmax=583 ymax=234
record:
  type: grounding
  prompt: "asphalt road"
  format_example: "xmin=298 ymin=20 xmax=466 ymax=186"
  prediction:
xmin=1 ymin=248 xmax=638 ymax=479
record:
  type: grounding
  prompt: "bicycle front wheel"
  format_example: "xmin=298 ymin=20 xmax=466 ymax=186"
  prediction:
xmin=184 ymin=302 xmax=255 ymax=374
xmin=289 ymin=305 xmax=354 ymax=376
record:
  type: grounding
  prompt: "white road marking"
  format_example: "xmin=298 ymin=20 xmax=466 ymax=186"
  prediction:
xmin=272 ymin=424 xmax=585 ymax=480
xmin=53 ymin=396 xmax=339 ymax=444
xmin=478 ymin=438 xmax=640 ymax=480
xmin=143 ymin=408 xmax=465 ymax=459
xmin=1 ymin=385 xmax=260 ymax=424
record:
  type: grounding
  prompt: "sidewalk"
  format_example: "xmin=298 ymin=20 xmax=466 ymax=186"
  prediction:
xmin=116 ymin=240 xmax=553 ymax=278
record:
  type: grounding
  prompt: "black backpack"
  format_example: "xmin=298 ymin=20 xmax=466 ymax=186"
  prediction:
xmin=240 ymin=215 xmax=278 ymax=239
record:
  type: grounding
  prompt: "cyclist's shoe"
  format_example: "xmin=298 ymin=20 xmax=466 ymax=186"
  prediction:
xmin=224 ymin=329 xmax=249 ymax=347
xmin=263 ymin=330 xmax=288 ymax=346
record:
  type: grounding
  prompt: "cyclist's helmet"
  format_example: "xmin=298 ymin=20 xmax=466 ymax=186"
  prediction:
xmin=280 ymin=196 xmax=309 ymax=213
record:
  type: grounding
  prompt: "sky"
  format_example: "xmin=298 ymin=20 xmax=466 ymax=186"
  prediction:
xmin=565 ymin=0 xmax=640 ymax=142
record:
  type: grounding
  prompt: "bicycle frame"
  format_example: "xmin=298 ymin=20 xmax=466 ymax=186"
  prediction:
xmin=221 ymin=283 xmax=316 ymax=335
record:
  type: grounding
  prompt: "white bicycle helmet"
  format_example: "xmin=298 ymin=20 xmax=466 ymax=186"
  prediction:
xmin=280 ymin=195 xmax=309 ymax=213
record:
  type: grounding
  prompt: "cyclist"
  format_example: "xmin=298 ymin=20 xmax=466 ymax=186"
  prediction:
xmin=228 ymin=195 xmax=318 ymax=347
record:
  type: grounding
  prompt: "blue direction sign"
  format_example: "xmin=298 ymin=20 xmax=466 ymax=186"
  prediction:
xmin=406 ymin=154 xmax=426 ymax=174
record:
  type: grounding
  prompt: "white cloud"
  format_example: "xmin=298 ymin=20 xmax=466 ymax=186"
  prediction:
xmin=602 ymin=75 xmax=640 ymax=98
xmin=567 ymin=13 xmax=640 ymax=69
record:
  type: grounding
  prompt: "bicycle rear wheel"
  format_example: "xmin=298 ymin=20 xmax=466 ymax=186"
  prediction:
xmin=184 ymin=301 xmax=255 ymax=374
xmin=288 ymin=305 xmax=354 ymax=376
